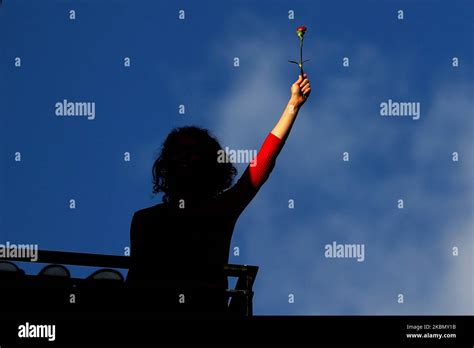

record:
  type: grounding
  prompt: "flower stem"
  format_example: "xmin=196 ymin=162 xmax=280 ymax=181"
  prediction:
xmin=299 ymin=38 xmax=305 ymax=77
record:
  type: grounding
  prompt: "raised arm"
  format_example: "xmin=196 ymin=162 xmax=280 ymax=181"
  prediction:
xmin=245 ymin=73 xmax=311 ymax=188
xmin=220 ymin=74 xmax=312 ymax=215
xmin=271 ymin=73 xmax=311 ymax=141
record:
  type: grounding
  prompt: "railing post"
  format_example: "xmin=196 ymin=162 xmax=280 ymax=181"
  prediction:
xmin=246 ymin=274 xmax=254 ymax=317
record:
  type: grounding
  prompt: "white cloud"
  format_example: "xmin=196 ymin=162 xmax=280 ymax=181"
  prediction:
xmin=206 ymin=22 xmax=473 ymax=314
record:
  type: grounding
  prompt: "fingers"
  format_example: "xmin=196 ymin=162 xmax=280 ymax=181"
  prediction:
xmin=300 ymin=74 xmax=309 ymax=88
xmin=293 ymin=73 xmax=311 ymax=99
xmin=301 ymin=74 xmax=311 ymax=95
xmin=300 ymin=79 xmax=309 ymax=89
xmin=294 ymin=74 xmax=310 ymax=86
xmin=294 ymin=74 xmax=303 ymax=84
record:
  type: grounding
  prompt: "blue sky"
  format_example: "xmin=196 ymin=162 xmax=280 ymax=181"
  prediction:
xmin=1 ymin=0 xmax=473 ymax=315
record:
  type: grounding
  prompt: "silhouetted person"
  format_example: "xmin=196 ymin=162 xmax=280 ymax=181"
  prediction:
xmin=126 ymin=74 xmax=311 ymax=314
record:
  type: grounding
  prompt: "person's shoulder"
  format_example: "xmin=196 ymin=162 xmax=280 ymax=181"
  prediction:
xmin=132 ymin=203 xmax=166 ymax=220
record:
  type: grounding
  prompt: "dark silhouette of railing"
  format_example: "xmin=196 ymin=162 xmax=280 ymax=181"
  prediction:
xmin=0 ymin=249 xmax=258 ymax=316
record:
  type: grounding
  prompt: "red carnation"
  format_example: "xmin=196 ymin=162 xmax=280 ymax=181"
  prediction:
xmin=289 ymin=25 xmax=310 ymax=77
xmin=296 ymin=26 xmax=307 ymax=33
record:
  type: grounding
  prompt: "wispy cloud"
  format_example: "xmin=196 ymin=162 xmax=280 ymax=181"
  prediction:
xmin=198 ymin=15 xmax=473 ymax=314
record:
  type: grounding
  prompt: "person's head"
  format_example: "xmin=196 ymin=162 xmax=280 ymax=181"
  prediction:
xmin=152 ymin=126 xmax=237 ymax=202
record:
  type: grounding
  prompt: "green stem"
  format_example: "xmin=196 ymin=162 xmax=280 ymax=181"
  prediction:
xmin=299 ymin=38 xmax=304 ymax=77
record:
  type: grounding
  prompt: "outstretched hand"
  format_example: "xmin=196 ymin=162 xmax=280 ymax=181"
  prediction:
xmin=291 ymin=74 xmax=311 ymax=106
xmin=271 ymin=74 xmax=310 ymax=139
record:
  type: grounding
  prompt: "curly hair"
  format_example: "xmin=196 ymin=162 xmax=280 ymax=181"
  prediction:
xmin=152 ymin=126 xmax=237 ymax=202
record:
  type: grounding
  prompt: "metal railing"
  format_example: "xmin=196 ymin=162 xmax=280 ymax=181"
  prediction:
xmin=0 ymin=249 xmax=258 ymax=316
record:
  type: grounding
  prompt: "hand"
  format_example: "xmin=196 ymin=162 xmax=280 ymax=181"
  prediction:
xmin=290 ymin=73 xmax=311 ymax=106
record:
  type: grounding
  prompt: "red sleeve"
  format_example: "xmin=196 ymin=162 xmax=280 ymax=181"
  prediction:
xmin=247 ymin=132 xmax=284 ymax=188
xmin=218 ymin=132 xmax=284 ymax=216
